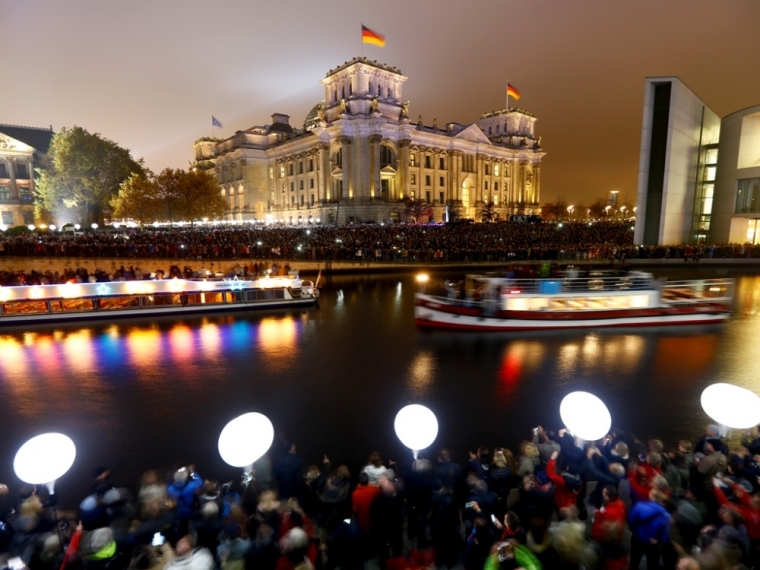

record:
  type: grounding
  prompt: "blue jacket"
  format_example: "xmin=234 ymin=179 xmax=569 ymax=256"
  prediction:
xmin=167 ymin=472 xmax=203 ymax=519
xmin=628 ymin=500 xmax=670 ymax=544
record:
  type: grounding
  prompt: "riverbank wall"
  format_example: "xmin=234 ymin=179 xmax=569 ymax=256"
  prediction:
xmin=1 ymin=256 xmax=760 ymax=277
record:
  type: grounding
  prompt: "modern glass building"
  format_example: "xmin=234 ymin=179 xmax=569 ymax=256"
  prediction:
xmin=635 ymin=77 xmax=760 ymax=245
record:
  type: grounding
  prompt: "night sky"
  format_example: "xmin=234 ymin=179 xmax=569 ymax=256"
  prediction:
xmin=2 ymin=0 xmax=758 ymax=206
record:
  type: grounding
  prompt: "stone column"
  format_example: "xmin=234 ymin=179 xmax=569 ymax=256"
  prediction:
xmin=450 ymin=151 xmax=462 ymax=203
xmin=431 ymin=150 xmax=438 ymax=205
xmin=398 ymin=139 xmax=411 ymax=201
xmin=369 ymin=134 xmax=382 ymax=199
xmin=8 ymin=158 xmax=17 ymax=198
xmin=27 ymin=159 xmax=34 ymax=197
xmin=316 ymin=144 xmax=329 ymax=202
xmin=476 ymin=155 xmax=484 ymax=204
xmin=339 ymin=136 xmax=352 ymax=200
xmin=533 ymin=164 xmax=541 ymax=205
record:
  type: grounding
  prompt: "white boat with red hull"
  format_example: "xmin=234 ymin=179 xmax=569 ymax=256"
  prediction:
xmin=414 ymin=272 xmax=733 ymax=331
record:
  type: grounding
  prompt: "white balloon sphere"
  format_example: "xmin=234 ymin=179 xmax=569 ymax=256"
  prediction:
xmin=394 ymin=404 xmax=439 ymax=454
xmin=701 ymin=383 xmax=760 ymax=429
xmin=14 ymin=433 xmax=76 ymax=484
xmin=559 ymin=391 xmax=612 ymax=441
xmin=218 ymin=413 xmax=274 ymax=468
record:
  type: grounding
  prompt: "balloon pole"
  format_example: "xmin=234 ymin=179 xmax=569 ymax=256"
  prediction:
xmin=241 ymin=464 xmax=254 ymax=487
xmin=45 ymin=480 xmax=56 ymax=494
xmin=413 ymin=449 xmax=419 ymax=460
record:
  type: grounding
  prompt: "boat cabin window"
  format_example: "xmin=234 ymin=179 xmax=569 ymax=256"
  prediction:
xmin=2 ymin=301 xmax=49 ymax=314
xmin=51 ymin=299 xmax=95 ymax=312
xmin=99 ymin=296 xmax=141 ymax=310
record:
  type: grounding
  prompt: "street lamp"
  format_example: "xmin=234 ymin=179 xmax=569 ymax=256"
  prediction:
xmin=559 ymin=391 xmax=611 ymax=441
xmin=604 ymin=206 xmax=611 ymax=218
xmin=620 ymin=206 xmax=627 ymax=219
xmin=91 ymin=223 xmax=98 ymax=230
xmin=394 ymin=404 xmax=438 ymax=459
xmin=567 ymin=205 xmax=574 ymax=219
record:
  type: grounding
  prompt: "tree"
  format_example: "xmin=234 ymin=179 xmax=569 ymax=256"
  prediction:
xmin=35 ymin=126 xmax=144 ymax=224
xmin=540 ymin=198 xmax=568 ymax=220
xmin=111 ymin=173 xmax=163 ymax=226
xmin=481 ymin=201 xmax=497 ymax=222
xmin=151 ymin=168 xmax=226 ymax=224
xmin=589 ymin=198 xmax=607 ymax=218
xmin=404 ymin=199 xmax=433 ymax=223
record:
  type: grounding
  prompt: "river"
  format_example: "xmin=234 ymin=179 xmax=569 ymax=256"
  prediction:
xmin=0 ymin=268 xmax=758 ymax=506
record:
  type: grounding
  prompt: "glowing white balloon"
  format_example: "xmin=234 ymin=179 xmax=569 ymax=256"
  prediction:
xmin=559 ymin=391 xmax=611 ymax=441
xmin=701 ymin=383 xmax=760 ymax=429
xmin=218 ymin=413 xmax=274 ymax=468
xmin=394 ymin=404 xmax=438 ymax=457
xmin=14 ymin=433 xmax=76 ymax=484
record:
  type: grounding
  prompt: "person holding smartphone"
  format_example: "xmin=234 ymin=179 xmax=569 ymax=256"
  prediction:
xmin=490 ymin=511 xmax=526 ymax=544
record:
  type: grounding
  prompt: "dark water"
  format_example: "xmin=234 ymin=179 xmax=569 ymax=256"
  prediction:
xmin=1 ymin=269 xmax=759 ymax=507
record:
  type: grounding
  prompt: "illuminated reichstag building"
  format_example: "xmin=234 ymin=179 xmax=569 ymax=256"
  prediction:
xmin=193 ymin=57 xmax=545 ymax=223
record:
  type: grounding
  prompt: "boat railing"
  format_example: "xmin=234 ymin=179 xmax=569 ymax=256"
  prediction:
xmin=431 ymin=277 xmax=735 ymax=305
xmin=462 ymin=275 xmax=656 ymax=295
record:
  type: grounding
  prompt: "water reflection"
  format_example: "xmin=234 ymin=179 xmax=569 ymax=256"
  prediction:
xmin=407 ymin=350 xmax=437 ymax=396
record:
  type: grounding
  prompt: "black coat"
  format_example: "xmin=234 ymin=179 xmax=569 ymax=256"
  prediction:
xmin=273 ymin=452 xmax=303 ymax=500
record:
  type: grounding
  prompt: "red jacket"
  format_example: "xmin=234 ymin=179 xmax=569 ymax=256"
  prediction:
xmin=547 ymin=459 xmax=580 ymax=510
xmin=628 ymin=463 xmax=662 ymax=502
xmin=714 ymin=483 xmax=760 ymax=542
xmin=591 ymin=499 xmax=626 ymax=543
xmin=352 ymin=484 xmax=381 ymax=533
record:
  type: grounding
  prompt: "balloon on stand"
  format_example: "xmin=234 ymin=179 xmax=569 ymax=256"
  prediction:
xmin=218 ymin=412 xmax=274 ymax=470
xmin=14 ymin=433 xmax=76 ymax=493
xmin=559 ymin=391 xmax=612 ymax=441
xmin=701 ymin=383 xmax=760 ymax=430
xmin=394 ymin=404 xmax=438 ymax=459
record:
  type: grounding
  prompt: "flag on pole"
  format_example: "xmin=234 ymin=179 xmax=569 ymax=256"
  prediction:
xmin=212 ymin=116 xmax=223 ymax=128
xmin=361 ymin=25 xmax=386 ymax=47
xmin=506 ymin=84 xmax=521 ymax=101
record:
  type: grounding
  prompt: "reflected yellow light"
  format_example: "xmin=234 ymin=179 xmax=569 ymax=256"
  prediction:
xmin=258 ymin=317 xmax=298 ymax=367
xmin=198 ymin=322 xmax=221 ymax=355
xmin=415 ymin=273 xmax=429 ymax=284
xmin=0 ymin=337 xmax=27 ymax=379
xmin=127 ymin=328 xmax=162 ymax=369
xmin=408 ymin=351 xmax=437 ymax=394
xmin=169 ymin=325 xmax=194 ymax=363
xmin=62 ymin=330 xmax=93 ymax=373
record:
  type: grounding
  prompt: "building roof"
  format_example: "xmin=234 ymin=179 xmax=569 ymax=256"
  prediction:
xmin=325 ymin=57 xmax=402 ymax=78
xmin=0 ymin=124 xmax=55 ymax=153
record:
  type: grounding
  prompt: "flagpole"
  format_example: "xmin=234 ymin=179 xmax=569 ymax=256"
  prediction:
xmin=506 ymin=80 xmax=509 ymax=112
xmin=361 ymin=23 xmax=364 ymax=59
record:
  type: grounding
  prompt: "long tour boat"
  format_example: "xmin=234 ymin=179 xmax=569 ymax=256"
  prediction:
xmin=414 ymin=272 xmax=734 ymax=331
xmin=0 ymin=276 xmax=318 ymax=325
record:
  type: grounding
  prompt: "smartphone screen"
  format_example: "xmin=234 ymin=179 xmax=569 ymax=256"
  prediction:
xmin=8 ymin=557 xmax=26 ymax=570
xmin=152 ymin=533 xmax=165 ymax=546
xmin=490 ymin=514 xmax=498 ymax=523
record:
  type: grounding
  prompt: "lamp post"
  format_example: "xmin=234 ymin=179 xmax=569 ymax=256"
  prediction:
xmin=567 ymin=205 xmax=574 ymax=220
xmin=394 ymin=404 xmax=438 ymax=459
xmin=559 ymin=392 xmax=611 ymax=441
xmin=620 ymin=206 xmax=627 ymax=219
xmin=218 ymin=412 xmax=274 ymax=485
xmin=604 ymin=206 xmax=611 ymax=218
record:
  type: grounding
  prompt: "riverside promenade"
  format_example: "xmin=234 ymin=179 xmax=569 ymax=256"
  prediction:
xmin=1 ymin=255 xmax=759 ymax=278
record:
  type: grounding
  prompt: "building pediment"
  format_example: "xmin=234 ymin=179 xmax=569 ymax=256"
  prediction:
xmin=380 ymin=165 xmax=397 ymax=174
xmin=0 ymin=133 xmax=35 ymax=153
xmin=453 ymin=124 xmax=492 ymax=145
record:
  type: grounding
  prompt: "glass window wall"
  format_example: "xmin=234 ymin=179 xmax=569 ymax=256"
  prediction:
xmin=736 ymin=178 xmax=760 ymax=214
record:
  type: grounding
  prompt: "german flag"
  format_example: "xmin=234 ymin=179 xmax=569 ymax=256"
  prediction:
xmin=362 ymin=25 xmax=386 ymax=47
xmin=507 ymin=83 xmax=521 ymax=100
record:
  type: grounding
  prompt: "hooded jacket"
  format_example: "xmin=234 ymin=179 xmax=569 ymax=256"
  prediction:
xmin=628 ymin=500 xmax=670 ymax=544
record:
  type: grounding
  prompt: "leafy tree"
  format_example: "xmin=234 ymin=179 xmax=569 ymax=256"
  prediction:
xmin=589 ymin=198 xmax=607 ymax=218
xmin=481 ymin=201 xmax=497 ymax=222
xmin=404 ymin=199 xmax=433 ymax=223
xmin=540 ymin=198 xmax=568 ymax=220
xmin=111 ymin=173 xmax=163 ymax=226
xmin=153 ymin=168 xmax=226 ymax=224
xmin=35 ymin=126 xmax=143 ymax=224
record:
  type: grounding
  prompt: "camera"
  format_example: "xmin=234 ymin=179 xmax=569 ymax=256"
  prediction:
xmin=152 ymin=533 xmax=165 ymax=547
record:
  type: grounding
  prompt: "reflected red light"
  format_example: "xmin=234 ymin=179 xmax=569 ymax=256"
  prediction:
xmin=497 ymin=348 xmax=523 ymax=399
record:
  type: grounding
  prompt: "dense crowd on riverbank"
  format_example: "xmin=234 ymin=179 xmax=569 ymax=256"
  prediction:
xmin=0 ymin=423 xmax=758 ymax=570
xmin=1 ymin=221 xmax=753 ymax=264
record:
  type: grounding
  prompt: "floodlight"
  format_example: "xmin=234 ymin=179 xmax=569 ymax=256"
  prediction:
xmin=701 ymin=383 xmax=760 ymax=429
xmin=559 ymin=391 xmax=611 ymax=441
xmin=218 ymin=412 xmax=274 ymax=469
xmin=394 ymin=404 xmax=438 ymax=458
xmin=48 ymin=225 xmax=56 ymax=231
xmin=74 ymin=224 xmax=81 ymax=230
xmin=416 ymin=274 xmax=429 ymax=283
xmin=14 ymin=433 xmax=76 ymax=490
xmin=91 ymin=223 xmax=98 ymax=229
xmin=27 ymin=225 xmax=35 ymax=231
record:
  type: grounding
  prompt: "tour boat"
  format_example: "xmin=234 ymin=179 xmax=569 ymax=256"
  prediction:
xmin=0 ymin=276 xmax=318 ymax=325
xmin=414 ymin=272 xmax=734 ymax=331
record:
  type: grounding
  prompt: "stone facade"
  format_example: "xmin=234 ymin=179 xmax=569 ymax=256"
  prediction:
xmin=0 ymin=125 xmax=54 ymax=228
xmin=193 ymin=58 xmax=545 ymax=223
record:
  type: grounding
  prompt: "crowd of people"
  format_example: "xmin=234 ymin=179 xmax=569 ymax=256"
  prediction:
xmin=0 ymin=423 xmax=758 ymax=570
xmin=0 ymin=221 xmax=757 ymax=264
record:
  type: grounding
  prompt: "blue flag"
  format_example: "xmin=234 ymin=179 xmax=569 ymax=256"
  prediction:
xmin=212 ymin=116 xmax=222 ymax=128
